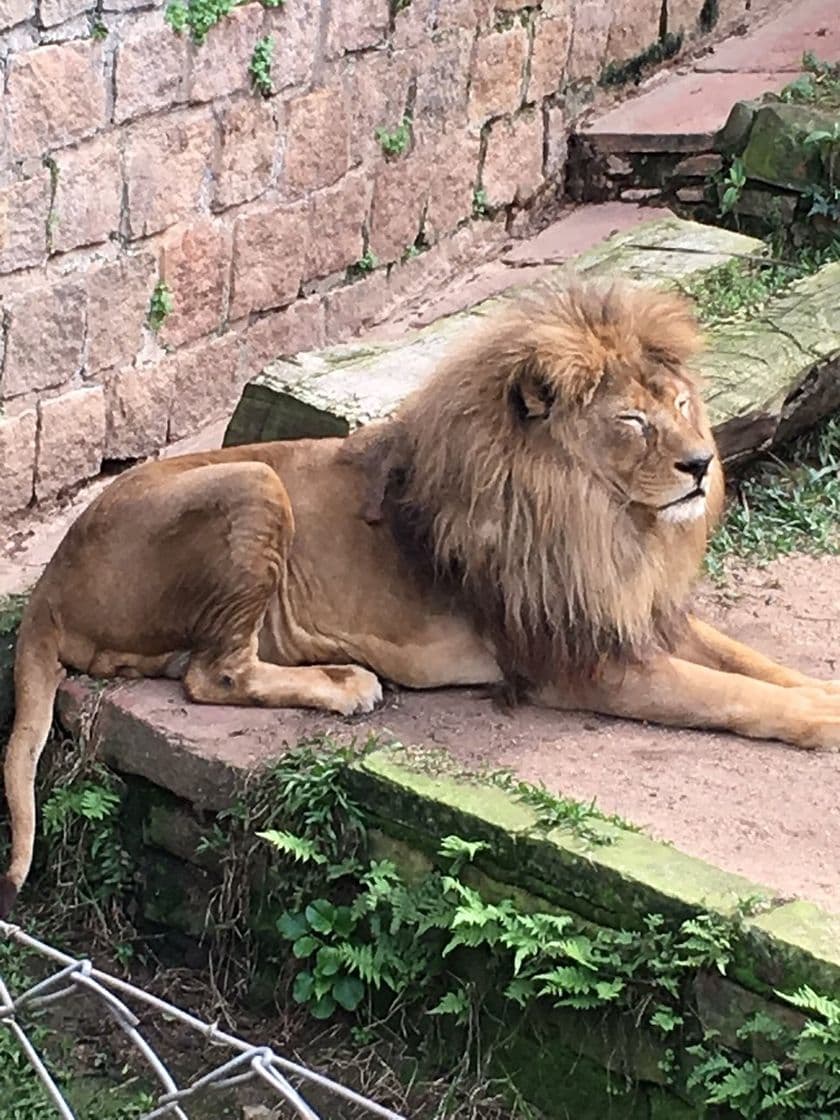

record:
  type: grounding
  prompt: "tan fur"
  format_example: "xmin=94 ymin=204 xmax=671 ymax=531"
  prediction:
xmin=2 ymin=280 xmax=838 ymax=918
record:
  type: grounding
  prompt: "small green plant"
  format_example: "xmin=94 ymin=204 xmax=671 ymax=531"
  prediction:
xmin=719 ymin=155 xmax=747 ymax=215
xmin=472 ymin=186 xmax=490 ymax=219
xmin=803 ymin=120 xmax=840 ymax=222
xmin=164 ymin=0 xmax=235 ymax=45
xmin=347 ymin=249 xmax=378 ymax=279
xmin=249 ymin=35 xmax=274 ymax=97
xmin=39 ymin=766 xmax=135 ymax=919
xmin=148 ymin=280 xmax=174 ymax=331
xmin=706 ymin=411 xmax=840 ymax=581
xmin=681 ymin=238 xmax=840 ymax=327
xmin=375 ymin=117 xmax=412 ymax=158
xmin=490 ymin=770 xmax=640 ymax=843
xmin=780 ymin=52 xmax=840 ymax=110
xmin=391 ymin=0 xmax=411 ymax=13
xmin=90 ymin=16 xmax=108 ymax=39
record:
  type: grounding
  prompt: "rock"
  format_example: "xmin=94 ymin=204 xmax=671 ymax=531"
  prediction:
xmin=715 ymin=98 xmax=759 ymax=156
xmin=740 ymin=102 xmax=835 ymax=192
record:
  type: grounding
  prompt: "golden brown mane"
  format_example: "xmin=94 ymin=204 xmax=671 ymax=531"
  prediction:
xmin=374 ymin=281 xmax=719 ymax=686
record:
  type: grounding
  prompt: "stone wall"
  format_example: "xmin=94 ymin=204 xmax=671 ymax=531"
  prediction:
xmin=2 ymin=0 xmax=745 ymax=516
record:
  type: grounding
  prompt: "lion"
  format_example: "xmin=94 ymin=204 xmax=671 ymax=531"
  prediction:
xmin=2 ymin=281 xmax=839 ymax=917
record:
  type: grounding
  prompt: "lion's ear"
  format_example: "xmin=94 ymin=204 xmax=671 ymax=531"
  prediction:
xmin=508 ymin=359 xmax=556 ymax=421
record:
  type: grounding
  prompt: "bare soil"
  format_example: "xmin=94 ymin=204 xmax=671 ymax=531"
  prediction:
xmin=318 ymin=553 xmax=840 ymax=914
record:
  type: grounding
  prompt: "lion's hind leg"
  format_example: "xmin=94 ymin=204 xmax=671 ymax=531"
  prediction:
xmin=166 ymin=462 xmax=382 ymax=717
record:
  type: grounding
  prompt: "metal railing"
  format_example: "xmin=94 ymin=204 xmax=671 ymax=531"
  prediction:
xmin=0 ymin=920 xmax=407 ymax=1120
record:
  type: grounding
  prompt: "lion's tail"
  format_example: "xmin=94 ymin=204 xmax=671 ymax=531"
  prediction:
xmin=1 ymin=599 xmax=64 ymax=920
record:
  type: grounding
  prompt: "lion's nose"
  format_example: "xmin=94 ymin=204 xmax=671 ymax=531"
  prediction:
xmin=675 ymin=452 xmax=713 ymax=484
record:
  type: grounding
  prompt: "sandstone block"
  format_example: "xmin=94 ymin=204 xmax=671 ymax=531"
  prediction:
xmin=230 ymin=202 xmax=308 ymax=318
xmin=0 ymin=410 xmax=36 ymax=515
xmin=545 ymin=104 xmax=568 ymax=181
xmin=39 ymin=0 xmax=89 ymax=28
xmin=0 ymin=0 xmax=33 ymax=29
xmin=160 ymin=220 xmax=230 ymax=347
xmin=606 ymin=0 xmax=662 ymax=63
xmin=190 ymin=3 xmax=263 ymax=102
xmin=52 ymin=133 xmax=122 ymax=253
xmin=125 ymin=110 xmax=215 ymax=238
xmin=2 ymin=278 xmax=85 ymax=397
xmin=566 ymin=0 xmax=611 ymax=81
xmin=324 ymin=271 xmax=391 ymax=344
xmin=86 ymin=253 xmax=157 ymax=374
xmin=7 ymin=41 xmax=106 ymax=158
xmin=104 ymin=363 xmax=172 ymax=459
xmin=424 ymin=129 xmax=480 ymax=241
xmin=666 ymin=0 xmax=702 ymax=36
xmin=468 ymin=26 xmax=527 ymax=124
xmin=214 ymin=98 xmax=278 ymax=211
xmin=168 ymin=334 xmax=241 ymax=441
xmin=386 ymin=240 xmax=453 ymax=309
xmin=482 ymin=109 xmax=544 ymax=207
xmin=36 ymin=385 xmax=106 ymax=500
xmin=369 ymin=154 xmax=428 ymax=264
xmin=115 ymin=9 xmax=189 ymax=122
xmin=392 ymin=0 xmax=433 ymax=49
xmin=341 ymin=51 xmax=412 ymax=166
xmin=436 ymin=0 xmax=493 ymax=31
xmin=414 ymin=30 xmax=472 ymax=122
xmin=243 ymin=296 xmax=325 ymax=371
xmin=0 ymin=169 xmax=50 ymax=273
xmin=284 ymin=85 xmax=350 ymax=195
xmin=529 ymin=14 xmax=573 ymax=101
xmin=263 ymin=0 xmax=319 ymax=90
xmin=325 ymin=0 xmax=388 ymax=57
xmin=306 ymin=170 xmax=372 ymax=281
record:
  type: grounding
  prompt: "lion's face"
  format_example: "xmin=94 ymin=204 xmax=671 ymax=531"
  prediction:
xmin=500 ymin=284 xmax=718 ymax=526
xmin=572 ymin=371 xmax=716 ymax=524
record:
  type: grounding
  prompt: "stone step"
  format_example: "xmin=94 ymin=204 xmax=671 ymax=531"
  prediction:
xmin=224 ymin=215 xmax=840 ymax=464
xmin=568 ymin=0 xmax=836 ymax=205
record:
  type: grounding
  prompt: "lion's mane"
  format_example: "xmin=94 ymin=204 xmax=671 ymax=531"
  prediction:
xmin=352 ymin=282 xmax=721 ymax=689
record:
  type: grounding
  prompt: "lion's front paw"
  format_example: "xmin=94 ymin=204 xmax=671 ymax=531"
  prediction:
xmin=322 ymin=666 xmax=383 ymax=716
xmin=787 ymin=688 xmax=840 ymax=751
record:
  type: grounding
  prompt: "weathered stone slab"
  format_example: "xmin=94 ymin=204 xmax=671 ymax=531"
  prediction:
xmin=740 ymin=102 xmax=835 ymax=192
xmin=225 ymin=217 xmax=767 ymax=447
xmin=227 ymin=217 xmax=840 ymax=465
xmin=703 ymin=264 xmax=840 ymax=461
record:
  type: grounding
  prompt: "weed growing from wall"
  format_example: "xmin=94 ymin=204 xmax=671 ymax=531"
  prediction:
xmin=249 ymin=35 xmax=274 ymax=97
xmin=148 ymin=281 xmax=174 ymax=332
xmin=347 ymin=249 xmax=378 ymax=280
xmin=375 ymin=117 xmax=412 ymax=159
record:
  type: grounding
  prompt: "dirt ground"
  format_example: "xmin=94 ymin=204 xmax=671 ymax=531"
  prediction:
xmin=305 ymin=553 xmax=840 ymax=914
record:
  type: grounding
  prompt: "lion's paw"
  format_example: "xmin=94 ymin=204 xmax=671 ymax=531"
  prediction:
xmin=323 ymin=666 xmax=383 ymax=716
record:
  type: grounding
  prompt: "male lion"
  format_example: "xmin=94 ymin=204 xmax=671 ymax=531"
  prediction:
xmin=2 ymin=282 xmax=838 ymax=917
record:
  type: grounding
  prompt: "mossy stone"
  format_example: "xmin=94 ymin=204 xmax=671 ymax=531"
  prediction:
xmin=740 ymin=103 xmax=836 ymax=191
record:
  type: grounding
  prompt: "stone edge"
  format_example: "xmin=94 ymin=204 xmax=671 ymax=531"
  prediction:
xmin=350 ymin=746 xmax=840 ymax=999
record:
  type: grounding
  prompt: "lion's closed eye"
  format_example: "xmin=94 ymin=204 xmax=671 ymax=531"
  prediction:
xmin=675 ymin=392 xmax=691 ymax=417
xmin=618 ymin=412 xmax=647 ymax=433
